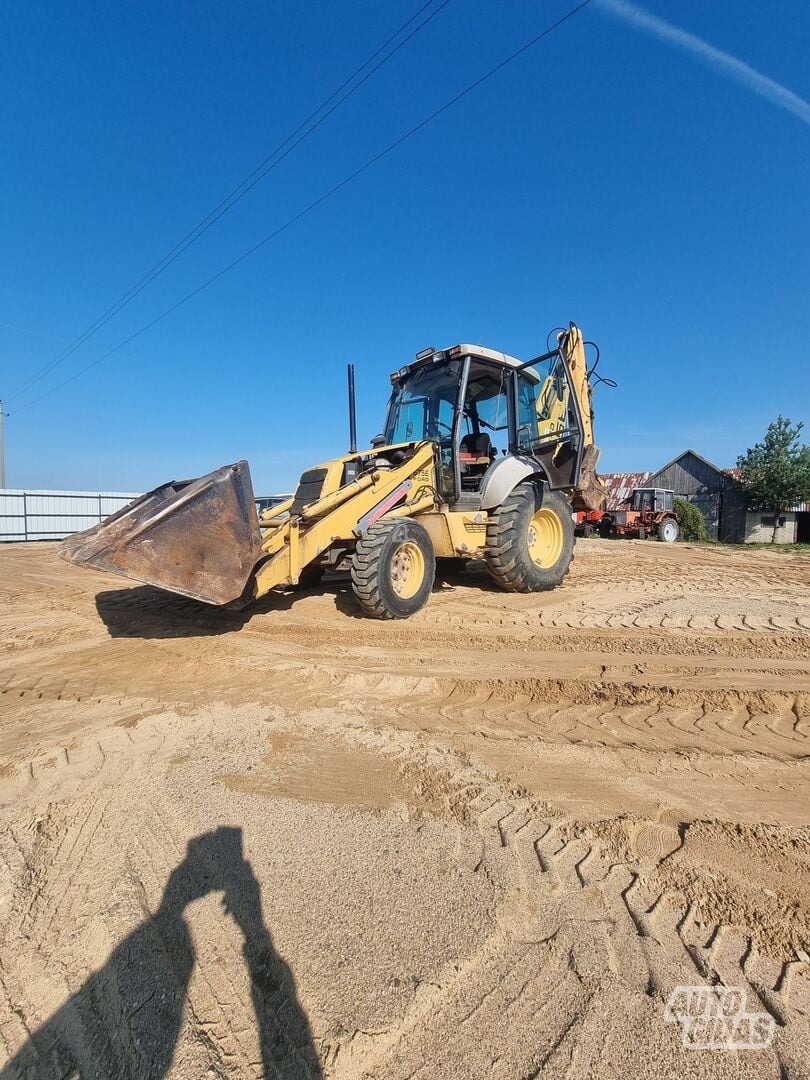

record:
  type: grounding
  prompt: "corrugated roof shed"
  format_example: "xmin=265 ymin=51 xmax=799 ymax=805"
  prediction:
xmin=599 ymin=472 xmax=652 ymax=510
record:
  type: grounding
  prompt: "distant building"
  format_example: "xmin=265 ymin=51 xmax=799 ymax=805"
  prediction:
xmin=601 ymin=472 xmax=653 ymax=511
xmin=601 ymin=450 xmax=809 ymax=544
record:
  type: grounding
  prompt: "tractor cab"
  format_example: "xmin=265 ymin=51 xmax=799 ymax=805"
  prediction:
xmin=384 ymin=342 xmax=586 ymax=506
xmin=630 ymin=488 xmax=675 ymax=513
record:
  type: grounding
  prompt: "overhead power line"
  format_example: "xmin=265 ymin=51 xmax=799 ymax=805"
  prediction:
xmin=11 ymin=0 xmax=593 ymax=417
xmin=0 ymin=321 xmax=68 ymax=344
xmin=6 ymin=0 xmax=452 ymax=402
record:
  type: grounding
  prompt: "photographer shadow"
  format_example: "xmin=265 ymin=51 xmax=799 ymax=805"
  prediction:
xmin=0 ymin=827 xmax=321 ymax=1079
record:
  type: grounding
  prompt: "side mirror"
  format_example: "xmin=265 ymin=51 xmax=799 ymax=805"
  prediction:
xmin=370 ymin=433 xmax=386 ymax=448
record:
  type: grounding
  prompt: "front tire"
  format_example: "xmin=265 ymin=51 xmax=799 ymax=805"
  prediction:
xmin=351 ymin=518 xmax=435 ymax=619
xmin=485 ymin=484 xmax=574 ymax=593
xmin=658 ymin=517 xmax=679 ymax=543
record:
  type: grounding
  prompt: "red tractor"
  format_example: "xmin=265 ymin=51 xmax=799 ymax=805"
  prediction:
xmin=578 ymin=487 xmax=680 ymax=543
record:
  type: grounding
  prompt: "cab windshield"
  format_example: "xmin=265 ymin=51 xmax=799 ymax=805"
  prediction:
xmin=384 ymin=361 xmax=462 ymax=444
xmin=632 ymin=489 xmax=674 ymax=512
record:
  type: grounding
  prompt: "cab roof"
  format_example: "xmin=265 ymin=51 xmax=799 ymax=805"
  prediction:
xmin=447 ymin=344 xmax=525 ymax=368
xmin=391 ymin=343 xmax=535 ymax=383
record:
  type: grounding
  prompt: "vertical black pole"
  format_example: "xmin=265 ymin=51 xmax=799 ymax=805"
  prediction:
xmin=0 ymin=400 xmax=5 ymax=489
xmin=347 ymin=363 xmax=357 ymax=454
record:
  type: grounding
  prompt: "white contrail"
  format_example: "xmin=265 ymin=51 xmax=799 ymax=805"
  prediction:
xmin=597 ymin=0 xmax=810 ymax=127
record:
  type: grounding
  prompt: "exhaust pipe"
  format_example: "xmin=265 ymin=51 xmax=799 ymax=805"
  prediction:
xmin=347 ymin=363 xmax=357 ymax=455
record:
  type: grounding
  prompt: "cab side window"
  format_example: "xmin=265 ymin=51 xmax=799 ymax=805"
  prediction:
xmin=516 ymin=375 xmax=539 ymax=451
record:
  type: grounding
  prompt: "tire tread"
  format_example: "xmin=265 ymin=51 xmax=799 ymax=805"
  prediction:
xmin=351 ymin=518 xmax=434 ymax=619
xmin=485 ymin=484 xmax=574 ymax=593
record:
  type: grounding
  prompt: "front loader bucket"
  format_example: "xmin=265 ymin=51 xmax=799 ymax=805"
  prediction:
xmin=58 ymin=461 xmax=263 ymax=605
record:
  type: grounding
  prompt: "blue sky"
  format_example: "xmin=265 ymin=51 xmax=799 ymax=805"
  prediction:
xmin=2 ymin=0 xmax=808 ymax=494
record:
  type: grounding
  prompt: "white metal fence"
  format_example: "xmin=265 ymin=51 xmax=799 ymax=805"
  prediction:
xmin=0 ymin=489 xmax=140 ymax=542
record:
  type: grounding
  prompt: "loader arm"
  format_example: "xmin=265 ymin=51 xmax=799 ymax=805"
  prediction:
xmin=251 ymin=441 xmax=437 ymax=600
xmin=59 ymin=443 xmax=438 ymax=607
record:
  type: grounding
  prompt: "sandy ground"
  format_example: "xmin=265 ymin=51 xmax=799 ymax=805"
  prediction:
xmin=0 ymin=538 xmax=808 ymax=1078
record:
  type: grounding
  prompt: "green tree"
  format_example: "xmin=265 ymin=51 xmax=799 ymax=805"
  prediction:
xmin=674 ymin=497 xmax=707 ymax=542
xmin=736 ymin=417 xmax=810 ymax=543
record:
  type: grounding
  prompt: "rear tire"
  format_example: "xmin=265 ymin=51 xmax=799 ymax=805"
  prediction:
xmin=658 ymin=517 xmax=679 ymax=543
xmin=485 ymin=484 xmax=574 ymax=593
xmin=351 ymin=518 xmax=435 ymax=619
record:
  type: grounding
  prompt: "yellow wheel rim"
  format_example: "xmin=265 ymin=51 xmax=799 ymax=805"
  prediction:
xmin=527 ymin=507 xmax=564 ymax=569
xmin=390 ymin=540 xmax=425 ymax=599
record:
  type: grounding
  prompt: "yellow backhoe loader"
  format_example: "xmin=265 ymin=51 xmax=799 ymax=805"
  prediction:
xmin=60 ymin=324 xmax=608 ymax=619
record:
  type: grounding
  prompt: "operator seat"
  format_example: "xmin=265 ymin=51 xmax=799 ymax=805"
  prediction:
xmin=459 ymin=433 xmax=493 ymax=491
xmin=460 ymin=433 xmax=492 ymax=461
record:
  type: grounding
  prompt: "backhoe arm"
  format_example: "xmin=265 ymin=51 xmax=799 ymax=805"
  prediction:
xmin=558 ymin=324 xmax=607 ymax=512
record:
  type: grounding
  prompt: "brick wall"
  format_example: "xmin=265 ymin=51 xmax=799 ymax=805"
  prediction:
xmin=743 ymin=512 xmax=797 ymax=544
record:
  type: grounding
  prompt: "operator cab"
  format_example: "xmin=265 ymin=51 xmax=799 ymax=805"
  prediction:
xmin=384 ymin=342 xmax=584 ymax=507
xmin=631 ymin=488 xmax=675 ymax=513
